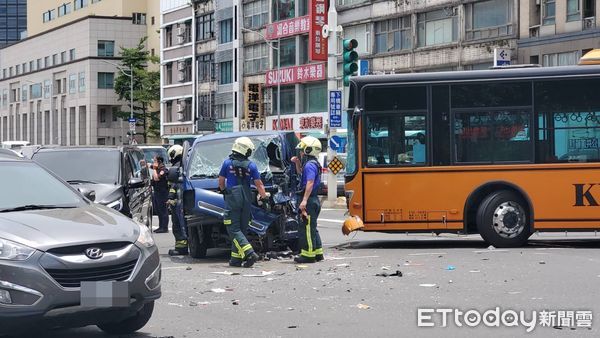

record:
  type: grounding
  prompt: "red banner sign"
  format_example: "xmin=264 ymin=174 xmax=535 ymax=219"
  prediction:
xmin=309 ymin=0 xmax=327 ymax=61
xmin=265 ymin=63 xmax=325 ymax=87
xmin=265 ymin=16 xmax=311 ymax=40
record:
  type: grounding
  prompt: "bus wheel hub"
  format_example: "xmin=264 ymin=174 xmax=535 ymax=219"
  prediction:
xmin=492 ymin=201 xmax=525 ymax=238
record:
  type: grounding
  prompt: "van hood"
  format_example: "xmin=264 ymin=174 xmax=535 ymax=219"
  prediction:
xmin=0 ymin=205 xmax=139 ymax=252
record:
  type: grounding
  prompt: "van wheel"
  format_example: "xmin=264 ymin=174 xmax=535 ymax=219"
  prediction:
xmin=188 ymin=226 xmax=208 ymax=258
xmin=97 ymin=301 xmax=154 ymax=334
xmin=476 ymin=190 xmax=531 ymax=248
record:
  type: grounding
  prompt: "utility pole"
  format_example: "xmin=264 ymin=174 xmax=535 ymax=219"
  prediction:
xmin=326 ymin=2 xmax=339 ymax=205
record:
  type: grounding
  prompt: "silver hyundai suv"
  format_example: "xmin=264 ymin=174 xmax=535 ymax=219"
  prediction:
xmin=0 ymin=153 xmax=161 ymax=335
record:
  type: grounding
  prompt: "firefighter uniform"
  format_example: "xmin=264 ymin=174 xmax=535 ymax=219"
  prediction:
xmin=167 ymin=145 xmax=188 ymax=256
xmin=294 ymin=136 xmax=324 ymax=264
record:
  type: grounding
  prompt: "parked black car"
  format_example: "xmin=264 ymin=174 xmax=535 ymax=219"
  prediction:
xmin=31 ymin=146 xmax=153 ymax=227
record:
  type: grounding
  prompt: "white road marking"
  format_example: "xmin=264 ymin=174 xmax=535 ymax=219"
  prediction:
xmin=319 ymin=218 xmax=344 ymax=224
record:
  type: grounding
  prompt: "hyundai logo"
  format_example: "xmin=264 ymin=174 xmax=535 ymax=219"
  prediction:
xmin=85 ymin=247 xmax=103 ymax=259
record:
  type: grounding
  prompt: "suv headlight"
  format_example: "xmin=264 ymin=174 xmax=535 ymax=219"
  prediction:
xmin=136 ymin=222 xmax=155 ymax=248
xmin=107 ymin=199 xmax=123 ymax=211
xmin=0 ymin=238 xmax=35 ymax=261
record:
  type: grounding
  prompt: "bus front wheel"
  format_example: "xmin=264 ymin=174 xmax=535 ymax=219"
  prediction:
xmin=476 ymin=190 xmax=531 ymax=248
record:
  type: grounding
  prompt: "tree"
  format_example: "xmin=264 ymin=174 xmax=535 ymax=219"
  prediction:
xmin=113 ymin=37 xmax=160 ymax=143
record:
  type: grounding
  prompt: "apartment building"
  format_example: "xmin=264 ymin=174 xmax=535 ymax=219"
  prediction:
xmin=518 ymin=0 xmax=599 ymax=66
xmin=337 ymin=0 xmax=519 ymax=72
xmin=0 ymin=16 xmax=146 ymax=145
xmin=0 ymin=0 xmax=27 ymax=47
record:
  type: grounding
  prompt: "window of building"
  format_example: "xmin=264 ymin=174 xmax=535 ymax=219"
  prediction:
xmin=366 ymin=114 xmax=427 ymax=166
xmin=74 ymin=0 xmax=87 ymax=10
xmin=98 ymin=40 xmax=114 ymax=57
xmin=465 ymin=0 xmax=513 ymax=40
xmin=165 ymin=26 xmax=173 ymax=47
xmin=22 ymin=63 xmax=27 ymax=73
xmin=69 ymin=49 xmax=75 ymax=61
xmin=58 ymin=3 xmax=72 ymax=17
xmin=44 ymin=56 xmax=50 ymax=68
xmin=179 ymin=21 xmax=192 ymax=43
xmin=542 ymin=51 xmax=581 ymax=67
xmin=219 ymin=19 xmax=233 ymax=44
xmin=43 ymin=80 xmax=51 ymax=98
xmin=244 ymin=44 xmax=269 ymax=74
xmin=277 ymin=37 xmax=296 ymax=67
xmin=337 ymin=0 xmax=368 ymax=6
xmin=29 ymin=61 xmax=34 ymax=72
xmin=567 ymin=0 xmax=580 ymax=21
xmin=219 ymin=61 xmax=233 ymax=84
xmin=99 ymin=108 xmax=106 ymax=123
xmin=60 ymin=51 xmax=66 ymax=64
xmin=112 ymin=107 xmax=119 ymax=121
xmin=375 ymin=17 xmax=411 ymax=53
xmin=543 ymin=0 xmax=556 ymax=25
xmin=273 ymin=0 xmax=295 ymax=22
xmin=304 ymin=83 xmax=326 ymax=113
xmin=417 ymin=8 xmax=458 ymax=47
xmin=15 ymin=64 xmax=20 ymax=75
xmin=151 ymin=16 xmax=155 ymax=25
xmin=2 ymin=69 xmax=4 ymax=79
xmin=98 ymin=72 xmax=114 ymax=89
xmin=31 ymin=83 xmax=42 ymax=99
xmin=244 ymin=0 xmax=269 ymax=29
xmin=132 ymin=13 xmax=146 ymax=25
xmin=176 ymin=59 xmax=192 ymax=82
xmin=2 ymin=90 xmax=7 ymax=107
xmin=9 ymin=67 xmax=12 ymax=77
xmin=79 ymin=72 xmax=86 ymax=92
xmin=272 ymin=85 xmax=295 ymax=115
xmin=69 ymin=74 xmax=76 ymax=94
xmin=165 ymin=63 xmax=173 ymax=85
xmin=196 ymin=13 xmax=215 ymax=41
xmin=21 ymin=85 xmax=27 ymax=102
xmin=43 ymin=9 xmax=56 ymax=22
xmin=37 ymin=59 xmax=42 ymax=70
xmin=52 ymin=54 xmax=58 ymax=65
xmin=198 ymin=54 xmax=215 ymax=81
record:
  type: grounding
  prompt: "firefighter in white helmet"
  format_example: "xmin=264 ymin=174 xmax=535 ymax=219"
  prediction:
xmin=166 ymin=144 xmax=188 ymax=256
xmin=291 ymin=136 xmax=324 ymax=263
xmin=218 ymin=137 xmax=269 ymax=267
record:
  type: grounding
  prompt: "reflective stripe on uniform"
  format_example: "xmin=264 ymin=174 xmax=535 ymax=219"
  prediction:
xmin=224 ymin=219 xmax=232 ymax=225
xmin=241 ymin=244 xmax=253 ymax=253
xmin=314 ymin=248 xmax=323 ymax=255
xmin=301 ymin=215 xmax=313 ymax=258
xmin=301 ymin=249 xmax=315 ymax=258
xmin=231 ymin=252 xmax=242 ymax=259
xmin=233 ymin=239 xmax=245 ymax=259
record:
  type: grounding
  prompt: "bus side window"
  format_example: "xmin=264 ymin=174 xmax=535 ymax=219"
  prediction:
xmin=366 ymin=114 xmax=427 ymax=166
xmin=432 ymin=85 xmax=451 ymax=166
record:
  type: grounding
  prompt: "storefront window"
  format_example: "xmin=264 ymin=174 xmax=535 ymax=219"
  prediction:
xmin=304 ymin=83 xmax=326 ymax=113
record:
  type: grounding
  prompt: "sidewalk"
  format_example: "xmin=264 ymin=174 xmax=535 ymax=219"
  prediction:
xmin=319 ymin=196 xmax=347 ymax=209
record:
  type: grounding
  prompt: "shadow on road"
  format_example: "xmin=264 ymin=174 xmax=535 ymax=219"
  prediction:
xmin=334 ymin=238 xmax=600 ymax=250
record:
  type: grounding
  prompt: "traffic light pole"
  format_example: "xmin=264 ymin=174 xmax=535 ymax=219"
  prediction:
xmin=326 ymin=2 xmax=338 ymax=205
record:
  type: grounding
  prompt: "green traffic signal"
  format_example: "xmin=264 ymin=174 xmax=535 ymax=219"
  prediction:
xmin=342 ymin=39 xmax=359 ymax=87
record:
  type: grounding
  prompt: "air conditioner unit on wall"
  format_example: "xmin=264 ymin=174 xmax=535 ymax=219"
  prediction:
xmin=177 ymin=61 xmax=186 ymax=71
xmin=177 ymin=26 xmax=185 ymax=36
xmin=177 ymin=35 xmax=185 ymax=44
xmin=177 ymin=72 xmax=186 ymax=82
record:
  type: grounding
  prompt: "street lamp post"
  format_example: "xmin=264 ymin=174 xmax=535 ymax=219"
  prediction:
xmin=241 ymin=27 xmax=280 ymax=129
xmin=101 ymin=60 xmax=134 ymax=144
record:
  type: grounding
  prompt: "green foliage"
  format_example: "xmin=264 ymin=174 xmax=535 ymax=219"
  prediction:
xmin=113 ymin=37 xmax=161 ymax=141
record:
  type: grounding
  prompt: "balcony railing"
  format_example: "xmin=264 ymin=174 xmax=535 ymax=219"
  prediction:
xmin=583 ymin=17 xmax=596 ymax=30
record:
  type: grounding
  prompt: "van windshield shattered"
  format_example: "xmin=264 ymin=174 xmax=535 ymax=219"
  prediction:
xmin=188 ymin=136 xmax=278 ymax=179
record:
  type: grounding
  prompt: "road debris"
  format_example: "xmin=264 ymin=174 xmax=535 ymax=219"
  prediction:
xmin=211 ymin=271 xmax=241 ymax=276
xmin=488 ymin=245 xmax=496 ymax=250
xmin=167 ymin=302 xmax=183 ymax=307
xmin=375 ymin=270 xmax=402 ymax=277
xmin=403 ymin=262 xmax=424 ymax=266
xmin=186 ymin=266 xmax=192 ymax=270
xmin=336 ymin=263 xmax=350 ymax=268
xmin=296 ymin=265 xmax=309 ymax=270
xmin=419 ymin=284 xmax=437 ymax=287
xmin=445 ymin=265 xmax=456 ymax=271
xmin=539 ymin=261 xmax=546 ymax=265
xmin=288 ymin=326 xmax=298 ymax=329
xmin=381 ymin=266 xmax=390 ymax=271
xmin=242 ymin=271 xmax=276 ymax=277
xmin=189 ymin=301 xmax=198 ymax=307
xmin=210 ymin=288 xmax=232 ymax=293
xmin=232 ymin=300 xmax=240 ymax=305
xmin=357 ymin=303 xmax=371 ymax=310
xmin=469 ymin=270 xmax=481 ymax=273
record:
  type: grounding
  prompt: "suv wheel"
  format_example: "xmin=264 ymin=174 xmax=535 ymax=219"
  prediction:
xmin=97 ymin=301 xmax=154 ymax=334
xmin=188 ymin=226 xmax=208 ymax=258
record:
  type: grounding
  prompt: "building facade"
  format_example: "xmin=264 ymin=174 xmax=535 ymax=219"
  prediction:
xmin=518 ymin=0 xmax=599 ymax=66
xmin=0 ymin=16 xmax=147 ymax=145
xmin=0 ymin=0 xmax=27 ymax=47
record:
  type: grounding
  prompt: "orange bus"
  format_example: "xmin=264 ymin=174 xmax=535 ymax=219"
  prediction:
xmin=343 ymin=64 xmax=600 ymax=247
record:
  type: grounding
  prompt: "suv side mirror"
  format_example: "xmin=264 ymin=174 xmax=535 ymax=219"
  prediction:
xmin=78 ymin=187 xmax=96 ymax=202
xmin=128 ymin=177 xmax=145 ymax=189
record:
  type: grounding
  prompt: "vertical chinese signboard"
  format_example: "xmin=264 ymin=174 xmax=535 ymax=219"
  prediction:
xmin=309 ymin=0 xmax=327 ymax=61
xmin=243 ymin=83 xmax=265 ymax=130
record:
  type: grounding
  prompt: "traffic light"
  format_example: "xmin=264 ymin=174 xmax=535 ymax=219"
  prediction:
xmin=342 ymin=39 xmax=358 ymax=87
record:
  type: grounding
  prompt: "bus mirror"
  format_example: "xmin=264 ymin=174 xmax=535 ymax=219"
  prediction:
xmin=352 ymin=106 xmax=362 ymax=128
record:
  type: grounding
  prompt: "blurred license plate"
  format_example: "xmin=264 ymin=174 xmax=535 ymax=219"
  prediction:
xmin=80 ymin=281 xmax=130 ymax=307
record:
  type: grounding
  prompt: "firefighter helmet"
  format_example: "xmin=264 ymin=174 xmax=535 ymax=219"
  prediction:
xmin=296 ymin=136 xmax=322 ymax=157
xmin=231 ymin=137 xmax=255 ymax=157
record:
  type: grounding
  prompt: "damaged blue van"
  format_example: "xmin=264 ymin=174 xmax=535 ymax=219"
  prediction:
xmin=182 ymin=132 xmax=301 ymax=258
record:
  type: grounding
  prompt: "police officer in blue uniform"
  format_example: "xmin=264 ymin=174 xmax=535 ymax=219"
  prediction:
xmin=291 ymin=136 xmax=324 ymax=263
xmin=218 ymin=137 xmax=270 ymax=267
